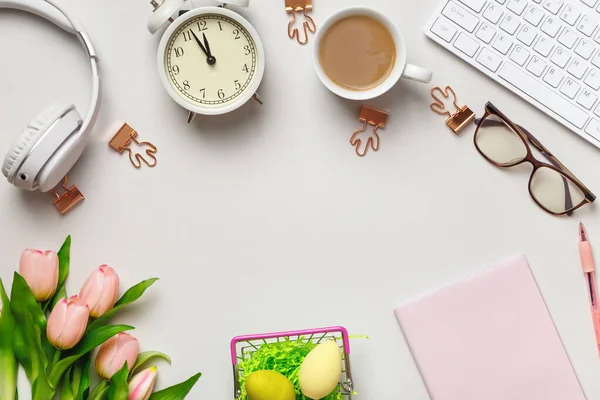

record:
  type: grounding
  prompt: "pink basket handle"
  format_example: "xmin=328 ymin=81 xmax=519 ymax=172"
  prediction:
xmin=230 ymin=326 xmax=350 ymax=365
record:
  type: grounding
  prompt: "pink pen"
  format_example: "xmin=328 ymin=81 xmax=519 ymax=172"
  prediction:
xmin=579 ymin=222 xmax=600 ymax=355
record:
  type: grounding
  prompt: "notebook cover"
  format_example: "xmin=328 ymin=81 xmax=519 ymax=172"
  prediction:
xmin=395 ymin=255 xmax=586 ymax=400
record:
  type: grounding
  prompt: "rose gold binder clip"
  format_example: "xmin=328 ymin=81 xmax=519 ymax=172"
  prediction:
xmin=430 ymin=86 xmax=475 ymax=134
xmin=109 ymin=123 xmax=158 ymax=169
xmin=350 ymin=106 xmax=388 ymax=157
xmin=49 ymin=176 xmax=84 ymax=215
xmin=285 ymin=0 xmax=316 ymax=45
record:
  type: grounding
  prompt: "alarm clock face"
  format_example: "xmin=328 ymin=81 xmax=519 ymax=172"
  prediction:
xmin=157 ymin=7 xmax=265 ymax=115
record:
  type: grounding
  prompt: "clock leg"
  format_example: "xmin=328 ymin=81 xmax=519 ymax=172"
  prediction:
xmin=252 ymin=93 xmax=264 ymax=105
xmin=187 ymin=111 xmax=197 ymax=124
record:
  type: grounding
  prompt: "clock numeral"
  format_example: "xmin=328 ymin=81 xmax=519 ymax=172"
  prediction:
xmin=233 ymin=29 xmax=241 ymax=40
xmin=242 ymin=63 xmax=249 ymax=73
xmin=218 ymin=21 xmax=223 ymax=31
xmin=244 ymin=45 xmax=251 ymax=55
xmin=200 ymin=88 xmax=206 ymax=99
xmin=234 ymin=80 xmax=241 ymax=90
xmin=174 ymin=47 xmax=185 ymax=58
xmin=183 ymin=80 xmax=191 ymax=90
xmin=217 ymin=89 xmax=225 ymax=99
xmin=197 ymin=20 xmax=207 ymax=31
xmin=171 ymin=65 xmax=180 ymax=75
xmin=182 ymin=30 xmax=192 ymax=42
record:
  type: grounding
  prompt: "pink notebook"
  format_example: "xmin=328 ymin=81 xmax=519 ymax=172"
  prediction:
xmin=395 ymin=255 xmax=586 ymax=400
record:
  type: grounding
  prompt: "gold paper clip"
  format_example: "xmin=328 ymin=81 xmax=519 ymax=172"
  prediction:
xmin=49 ymin=176 xmax=84 ymax=215
xmin=350 ymin=106 xmax=388 ymax=157
xmin=285 ymin=0 xmax=316 ymax=45
xmin=109 ymin=123 xmax=158 ymax=169
xmin=430 ymin=86 xmax=475 ymax=134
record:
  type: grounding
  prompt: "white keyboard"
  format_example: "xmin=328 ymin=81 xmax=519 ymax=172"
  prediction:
xmin=425 ymin=0 xmax=600 ymax=148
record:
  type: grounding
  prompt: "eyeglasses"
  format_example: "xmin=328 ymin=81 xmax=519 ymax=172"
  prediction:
xmin=474 ymin=102 xmax=596 ymax=216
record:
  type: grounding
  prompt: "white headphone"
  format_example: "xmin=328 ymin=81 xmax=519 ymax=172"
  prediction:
xmin=0 ymin=0 xmax=100 ymax=192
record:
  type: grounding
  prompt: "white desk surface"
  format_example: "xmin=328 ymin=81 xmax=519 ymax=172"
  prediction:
xmin=1 ymin=0 xmax=600 ymax=398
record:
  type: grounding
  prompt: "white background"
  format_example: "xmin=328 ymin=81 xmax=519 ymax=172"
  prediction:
xmin=1 ymin=0 xmax=600 ymax=398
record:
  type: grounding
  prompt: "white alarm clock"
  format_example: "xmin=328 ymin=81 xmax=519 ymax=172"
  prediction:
xmin=148 ymin=0 xmax=265 ymax=122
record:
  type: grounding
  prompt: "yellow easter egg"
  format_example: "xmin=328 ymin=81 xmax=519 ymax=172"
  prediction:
xmin=245 ymin=370 xmax=296 ymax=400
xmin=299 ymin=340 xmax=342 ymax=399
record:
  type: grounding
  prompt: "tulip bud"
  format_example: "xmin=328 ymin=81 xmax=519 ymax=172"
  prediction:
xmin=127 ymin=367 xmax=157 ymax=400
xmin=79 ymin=265 xmax=120 ymax=318
xmin=96 ymin=332 xmax=139 ymax=380
xmin=19 ymin=249 xmax=59 ymax=302
xmin=46 ymin=296 xmax=89 ymax=350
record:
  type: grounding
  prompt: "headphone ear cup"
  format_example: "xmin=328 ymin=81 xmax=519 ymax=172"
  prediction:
xmin=2 ymin=101 xmax=72 ymax=183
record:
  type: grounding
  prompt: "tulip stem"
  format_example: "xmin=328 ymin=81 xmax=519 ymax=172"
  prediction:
xmin=88 ymin=380 xmax=109 ymax=400
xmin=51 ymin=350 xmax=61 ymax=368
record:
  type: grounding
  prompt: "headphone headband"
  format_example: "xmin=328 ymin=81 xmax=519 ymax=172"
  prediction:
xmin=0 ymin=0 xmax=101 ymax=139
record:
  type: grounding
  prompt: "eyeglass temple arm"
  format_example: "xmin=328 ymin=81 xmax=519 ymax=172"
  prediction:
xmin=477 ymin=118 xmax=575 ymax=213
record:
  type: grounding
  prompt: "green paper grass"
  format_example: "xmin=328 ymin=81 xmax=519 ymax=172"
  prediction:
xmin=238 ymin=338 xmax=344 ymax=400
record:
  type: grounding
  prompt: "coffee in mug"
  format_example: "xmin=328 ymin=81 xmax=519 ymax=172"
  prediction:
xmin=319 ymin=15 xmax=396 ymax=91
xmin=313 ymin=7 xmax=432 ymax=101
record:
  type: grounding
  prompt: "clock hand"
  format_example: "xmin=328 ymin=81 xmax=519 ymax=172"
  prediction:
xmin=190 ymin=30 xmax=214 ymax=65
xmin=202 ymin=33 xmax=216 ymax=65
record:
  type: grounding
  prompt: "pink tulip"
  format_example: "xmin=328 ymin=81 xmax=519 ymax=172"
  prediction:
xmin=95 ymin=332 xmax=139 ymax=380
xmin=46 ymin=296 xmax=89 ymax=350
xmin=19 ymin=249 xmax=59 ymax=301
xmin=127 ymin=367 xmax=157 ymax=400
xmin=79 ymin=265 xmax=120 ymax=318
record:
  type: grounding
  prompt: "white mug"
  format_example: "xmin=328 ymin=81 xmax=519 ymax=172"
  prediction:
xmin=313 ymin=7 xmax=433 ymax=101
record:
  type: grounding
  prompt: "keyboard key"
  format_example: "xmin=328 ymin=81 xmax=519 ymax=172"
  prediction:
xmin=534 ymin=36 xmax=555 ymax=55
xmin=511 ymin=44 xmax=532 ymax=64
xmin=575 ymin=38 xmax=595 ymax=59
xmin=595 ymin=30 xmax=600 ymax=44
xmin=443 ymin=2 xmax=480 ymax=32
xmin=585 ymin=119 xmax=600 ymax=140
xmin=527 ymin=55 xmax=548 ymax=75
xmin=592 ymin=52 xmax=600 ymax=67
xmin=558 ymin=28 xmax=579 ymax=47
xmin=585 ymin=69 xmax=600 ymax=89
xmin=568 ymin=57 xmax=588 ymax=78
xmin=458 ymin=0 xmax=487 ymax=12
xmin=560 ymin=77 xmax=581 ymax=98
xmin=532 ymin=0 xmax=541 ymax=3
xmin=577 ymin=15 xmax=598 ymax=36
xmin=524 ymin=5 xmax=545 ymax=25
xmin=454 ymin=33 xmax=480 ymax=56
xmin=578 ymin=89 xmax=598 ymax=109
xmin=431 ymin=18 xmax=458 ymax=42
xmin=493 ymin=33 xmax=514 ymax=53
xmin=580 ymin=0 xmax=598 ymax=7
xmin=497 ymin=0 xmax=507 ymax=3
xmin=541 ymin=16 xmax=562 ymax=36
xmin=517 ymin=25 xmax=538 ymax=45
xmin=484 ymin=3 xmax=504 ymax=23
xmin=508 ymin=0 xmax=528 ymax=14
xmin=560 ymin=4 xmax=581 ymax=25
xmin=477 ymin=48 xmax=504 ymax=71
xmin=551 ymin=46 xmax=572 ymax=67
xmin=501 ymin=14 xmax=521 ymax=34
xmin=476 ymin=23 xmax=497 ymax=43
xmin=498 ymin=63 xmax=589 ymax=128
xmin=595 ymin=104 xmax=600 ymax=117
xmin=543 ymin=66 xmax=565 ymax=86
xmin=542 ymin=0 xmax=565 ymax=14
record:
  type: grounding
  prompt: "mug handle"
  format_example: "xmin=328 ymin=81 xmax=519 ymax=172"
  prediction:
xmin=402 ymin=64 xmax=433 ymax=83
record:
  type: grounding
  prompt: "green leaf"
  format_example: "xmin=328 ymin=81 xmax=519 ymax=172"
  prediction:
xmin=48 ymin=324 xmax=134 ymax=388
xmin=74 ymin=354 xmax=92 ymax=400
xmin=130 ymin=351 xmax=171 ymax=378
xmin=32 ymin=375 xmax=55 ymax=400
xmin=148 ymin=373 xmax=201 ymax=400
xmin=107 ymin=363 xmax=129 ymax=400
xmin=10 ymin=273 xmax=49 ymax=383
xmin=60 ymin=366 xmax=75 ymax=400
xmin=0 ymin=278 xmax=18 ymax=400
xmin=44 ymin=236 xmax=71 ymax=313
xmin=87 ymin=278 xmax=158 ymax=332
